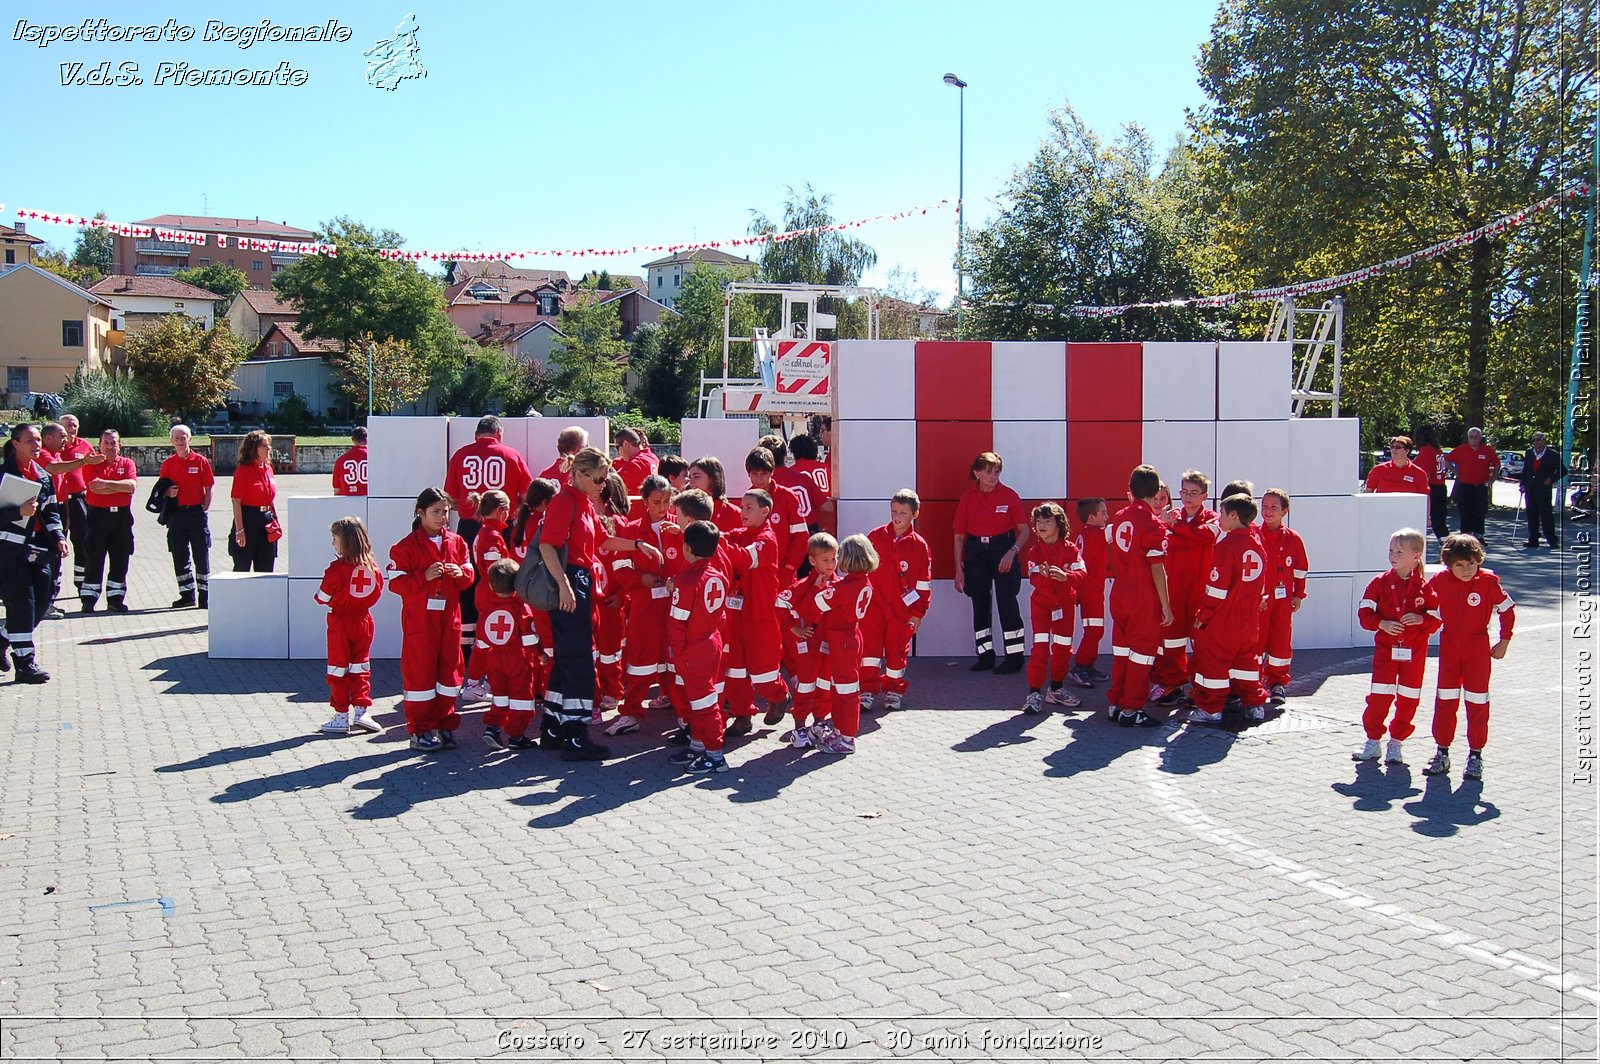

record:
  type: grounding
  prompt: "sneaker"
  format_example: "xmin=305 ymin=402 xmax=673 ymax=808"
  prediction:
xmin=648 ymin=695 xmax=673 ymax=711
xmin=807 ymin=720 xmax=840 ymax=748
xmin=409 ymin=731 xmax=442 ymax=753
xmin=506 ymin=735 xmax=541 ymax=751
xmin=350 ymin=709 xmax=382 ymax=734
xmin=1245 ymin=704 xmax=1266 ymax=722
xmin=1186 ymin=708 xmax=1224 ymax=724
xmin=762 ymin=692 xmax=792 ymax=725
xmin=970 ymin=651 xmax=996 ymax=672
xmin=591 ymin=705 xmax=604 ymax=724
xmin=1464 ymin=751 xmax=1483 ymax=781
xmin=1045 ymin=686 xmax=1080 ymax=708
xmin=1268 ymin=684 xmax=1288 ymax=703
xmin=1022 ymin=691 xmax=1044 ymax=715
xmin=438 ymin=730 xmax=458 ymax=750
xmin=482 ymin=724 xmax=508 ymax=751
xmin=1066 ymin=666 xmax=1095 ymax=689
xmin=882 ymin=692 xmax=902 ymax=711
xmin=667 ymin=746 xmax=702 ymax=765
xmin=1384 ymin=739 xmax=1405 ymax=765
xmin=12 ymin=656 xmax=48 ymax=684
xmin=1422 ymin=749 xmax=1451 ymax=776
xmin=688 ymin=752 xmax=730 ymax=774
xmin=666 ymin=725 xmax=692 ymax=746
xmin=1088 ymin=666 xmax=1109 ymax=682
xmin=860 ymin=692 xmax=876 ymax=714
xmin=171 ymin=593 xmax=196 ymax=609
xmin=993 ymin=655 xmax=1024 ymax=675
xmin=604 ymin=715 xmax=642 ymax=736
xmin=1353 ymin=739 xmax=1381 ymax=762
xmin=724 ymin=715 xmax=754 ymax=737
xmin=1106 ymin=707 xmax=1122 ymax=723
xmin=42 ymin=607 xmax=65 ymax=621
xmin=820 ymin=732 xmax=857 ymax=755
xmin=1118 ymin=711 xmax=1161 ymax=728
xmin=319 ymin=712 xmax=351 ymax=735
xmin=1148 ymin=683 xmax=1169 ymax=703
xmin=461 ymin=679 xmax=490 ymax=703
xmin=790 ymin=727 xmax=812 ymax=749
xmin=598 ymin=695 xmax=619 ymax=713
xmin=1155 ymin=686 xmax=1188 ymax=708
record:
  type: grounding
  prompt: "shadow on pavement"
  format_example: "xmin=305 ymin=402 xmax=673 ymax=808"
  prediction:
xmin=1331 ymin=760 xmax=1422 ymax=812
xmin=1402 ymin=772 xmax=1500 ymax=836
xmin=81 ymin=624 xmax=210 ymax=646
xmin=158 ymin=733 xmax=326 ymax=773
xmin=142 ymin=651 xmax=402 ymax=703
xmin=951 ymin=709 xmax=1059 ymax=752
xmin=1043 ymin=709 xmax=1176 ymax=779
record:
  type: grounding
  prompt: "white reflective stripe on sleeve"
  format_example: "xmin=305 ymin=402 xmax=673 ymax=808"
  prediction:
xmin=1194 ymin=674 xmax=1229 ymax=690
xmin=1462 ymin=689 xmax=1490 ymax=704
xmin=597 ymin=651 xmax=622 ymax=665
xmin=1369 ymin=682 xmax=1398 ymax=695
xmin=315 ymin=591 xmax=332 ymax=605
xmin=1228 ymin=668 xmax=1259 ymax=681
xmin=750 ymin=669 xmax=782 ymax=684
xmin=1163 ymin=638 xmax=1189 ymax=649
xmin=916 ymin=581 xmax=931 ymax=591
xmin=884 ymin=667 xmax=905 ymax=679
xmin=816 ymin=678 xmax=833 ymax=692
xmin=1293 ymin=569 xmax=1308 ymax=578
xmin=669 ymin=606 xmax=690 ymax=621
xmin=1052 ymin=634 xmax=1073 ymax=647
xmin=1082 ymin=617 xmax=1104 ymax=628
xmin=688 ymin=691 xmax=720 ymax=711
xmin=725 ymin=668 xmax=749 ymax=679
xmin=327 ymin=665 xmax=347 ymax=677
xmin=861 ymin=657 xmax=885 ymax=668
xmin=348 ymin=662 xmax=370 ymax=674
xmin=509 ymin=698 xmax=538 ymax=711
xmin=789 ymin=523 xmax=808 ymax=534
xmin=1205 ymin=585 xmax=1227 ymax=599
xmin=1495 ymin=597 xmax=1514 ymax=612
xmin=403 ymin=689 xmax=435 ymax=702
xmin=1128 ymin=651 xmax=1156 ymax=666
xmin=1435 ymin=687 xmax=1462 ymax=700
xmin=484 ymin=551 xmax=501 ymax=560
xmin=795 ymin=681 xmax=817 ymax=694
xmin=492 ymin=695 xmax=510 ymax=708
xmin=521 ymin=634 xmax=538 ymax=647
xmin=1264 ymin=654 xmax=1292 ymax=667
xmin=1427 ymin=610 xmax=1442 ymax=620
xmin=1397 ymin=685 xmax=1422 ymax=699
xmin=1145 ymin=549 xmax=1164 ymax=558
xmin=1111 ymin=645 xmax=1130 ymax=657
xmin=625 ymin=663 xmax=662 ymax=676
xmin=1358 ymin=599 xmax=1377 ymax=611
xmin=814 ymin=591 xmax=832 ymax=613
xmin=1072 ymin=561 xmax=1086 ymax=572
xmin=1033 ymin=634 xmax=1050 ymax=645
xmin=746 ymin=544 xmax=761 ymax=565
xmin=475 ymin=639 xmax=490 ymax=651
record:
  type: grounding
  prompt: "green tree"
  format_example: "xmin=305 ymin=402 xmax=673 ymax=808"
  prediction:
xmin=71 ymin=212 xmax=113 ymax=281
xmin=173 ymin=263 xmax=249 ymax=309
xmin=749 ymin=185 xmax=878 ymax=286
xmin=273 ymin=216 xmax=440 ymax=349
xmin=33 ymin=245 xmax=100 ymax=289
xmin=122 ymin=314 xmax=247 ymax=419
xmin=630 ymin=322 xmax=698 ymax=420
xmin=1191 ymin=0 xmax=1594 ymax=435
xmin=551 ymin=285 xmax=628 ymax=413
xmin=330 ymin=336 xmax=430 ymax=414
xmin=664 ymin=262 xmax=762 ymax=381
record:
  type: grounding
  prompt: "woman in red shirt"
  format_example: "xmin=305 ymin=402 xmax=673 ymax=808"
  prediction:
xmin=688 ymin=456 xmax=742 ymax=533
xmin=1413 ymin=426 xmax=1449 ymax=541
xmin=230 ymin=430 xmax=278 ymax=572
xmin=952 ymin=451 xmax=1030 ymax=674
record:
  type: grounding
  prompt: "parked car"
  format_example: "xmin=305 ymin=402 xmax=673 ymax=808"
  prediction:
xmin=1499 ymin=452 xmax=1524 ymax=479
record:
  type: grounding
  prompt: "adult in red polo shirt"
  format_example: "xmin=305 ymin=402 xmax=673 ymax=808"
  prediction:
xmin=444 ymin=415 xmax=534 ymax=662
xmin=613 ymin=427 xmax=659 ymax=495
xmin=952 ymin=451 xmax=1030 ymax=674
xmin=333 ymin=427 xmax=368 ymax=497
xmin=1446 ymin=427 xmax=1499 ymax=542
xmin=1413 ymin=426 xmax=1450 ymax=540
xmin=775 ymin=434 xmax=832 ymax=533
xmin=230 ymin=430 xmax=278 ymax=573
xmin=39 ymin=420 xmax=103 ymax=614
xmin=80 ymin=429 xmax=138 ymax=613
xmin=537 ymin=426 xmax=589 ymax=487
xmin=47 ymin=414 xmax=99 ymax=597
xmin=1365 ymin=435 xmax=1430 ymax=495
xmin=158 ymin=424 xmax=215 ymax=609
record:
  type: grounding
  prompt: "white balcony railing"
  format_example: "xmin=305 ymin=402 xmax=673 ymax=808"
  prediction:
xmin=134 ymin=239 xmax=193 ymax=256
xmin=135 ymin=264 xmax=184 ymax=276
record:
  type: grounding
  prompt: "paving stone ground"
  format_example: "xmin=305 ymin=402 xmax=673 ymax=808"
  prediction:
xmin=0 ymin=474 xmax=1595 ymax=1062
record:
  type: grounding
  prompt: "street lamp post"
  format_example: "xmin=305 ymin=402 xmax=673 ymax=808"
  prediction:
xmin=943 ymin=72 xmax=966 ymax=339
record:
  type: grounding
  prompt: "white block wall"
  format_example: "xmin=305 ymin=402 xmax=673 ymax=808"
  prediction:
xmin=1141 ymin=422 xmax=1218 ymax=493
xmin=526 ymin=417 xmax=608 ymax=475
xmin=1288 ymin=418 xmax=1361 ymax=497
xmin=836 ymin=340 xmax=915 ymax=421
xmin=1288 ymin=495 xmax=1361 ymax=574
xmin=680 ymin=418 xmax=758 ymax=498
xmin=1356 ymin=492 xmax=1428 ymax=572
xmin=835 ymin=499 xmax=884 ymax=542
xmin=1216 ymin=420 xmax=1292 ymax=493
xmin=1294 ymin=574 xmax=1356 ymax=649
xmin=1142 ymin=342 xmax=1217 ymax=421
xmin=915 ymin=580 xmax=1036 ymax=658
xmin=366 ymin=416 xmax=448 ymax=498
xmin=992 ymin=341 xmax=1066 ymax=420
xmin=288 ymin=578 xmax=327 ymax=660
xmin=992 ymin=421 xmax=1068 ymax=498
xmin=208 ymin=573 xmax=288 ymax=659
xmin=1217 ymin=341 xmax=1291 ymax=421
xmin=286 ymin=495 xmax=366 ymax=577
xmin=834 ymin=422 xmax=917 ymax=501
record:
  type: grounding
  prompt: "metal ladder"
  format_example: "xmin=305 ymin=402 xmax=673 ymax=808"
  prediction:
xmin=1266 ymin=295 xmax=1345 ymax=417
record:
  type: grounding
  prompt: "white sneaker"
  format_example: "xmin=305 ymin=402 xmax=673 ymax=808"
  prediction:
xmin=1246 ymin=705 xmax=1266 ymax=721
xmin=598 ymin=695 xmax=620 ymax=712
xmin=1353 ymin=739 xmax=1381 ymax=761
xmin=461 ymin=679 xmax=490 ymax=702
xmin=807 ymin=720 xmax=839 ymax=747
xmin=882 ymin=692 xmax=902 ymax=711
xmin=604 ymin=715 xmax=642 ymax=736
xmin=1268 ymin=684 xmax=1288 ymax=702
xmin=1422 ymin=749 xmax=1451 ymax=776
xmin=319 ymin=712 xmax=350 ymax=735
xmin=350 ymin=709 xmax=382 ymax=733
xmin=860 ymin=692 xmax=875 ymax=712
xmin=1186 ymin=708 xmax=1223 ymax=724
xmin=648 ymin=695 xmax=673 ymax=711
xmin=1045 ymin=686 xmax=1080 ymax=708
xmin=1148 ymin=683 xmax=1169 ymax=703
xmin=1385 ymin=739 xmax=1405 ymax=765
xmin=1022 ymin=691 xmax=1044 ymax=715
xmin=791 ymin=727 xmax=812 ymax=749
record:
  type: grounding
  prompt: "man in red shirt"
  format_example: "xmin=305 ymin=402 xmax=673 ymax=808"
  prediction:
xmin=1446 ymin=427 xmax=1499 ymax=542
xmin=1365 ymin=436 xmax=1429 ymax=495
xmin=443 ymin=415 xmax=534 ymax=664
xmin=158 ymin=424 xmax=215 ymax=609
xmin=46 ymin=414 xmax=99 ymax=597
xmin=332 ymin=427 xmax=368 ymax=497
xmin=538 ymin=426 xmax=589 ymax=486
xmin=81 ymin=429 xmax=138 ymax=613
xmin=613 ymin=428 xmax=658 ymax=495
xmin=775 ymin=434 xmax=832 ymax=534
xmin=39 ymin=420 xmax=104 ymax=617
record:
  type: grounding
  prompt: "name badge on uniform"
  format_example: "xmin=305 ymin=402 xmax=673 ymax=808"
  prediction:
xmin=995 ymin=505 xmax=1008 ymax=514
xmin=427 ymin=597 xmax=446 ymax=611
xmin=1052 ymin=608 xmax=1064 ymax=622
xmin=1391 ymin=646 xmax=1412 ymax=661
xmin=1274 ymin=586 xmax=1287 ymax=599
xmin=727 ymin=595 xmax=745 ymax=611
xmin=651 ymin=586 xmax=670 ymax=599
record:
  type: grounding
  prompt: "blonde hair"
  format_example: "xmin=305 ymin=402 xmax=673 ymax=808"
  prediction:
xmin=557 ymin=426 xmax=589 ymax=454
xmin=807 ymin=532 xmax=838 ymax=556
xmin=330 ymin=516 xmax=376 ymax=571
xmin=839 ymin=533 xmax=879 ymax=574
xmin=1390 ymin=528 xmax=1426 ymax=554
xmin=569 ymin=446 xmax=611 ymax=484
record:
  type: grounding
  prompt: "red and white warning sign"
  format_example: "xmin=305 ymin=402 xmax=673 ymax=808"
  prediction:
xmin=765 ymin=340 xmax=832 ymax=412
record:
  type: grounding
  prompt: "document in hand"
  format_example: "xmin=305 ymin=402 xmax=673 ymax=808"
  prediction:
xmin=0 ymin=473 xmax=44 ymax=526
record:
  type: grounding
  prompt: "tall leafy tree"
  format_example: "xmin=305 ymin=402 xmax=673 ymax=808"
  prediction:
xmin=630 ymin=322 xmax=698 ymax=420
xmin=329 ymin=336 xmax=430 ymax=414
xmin=122 ymin=315 xmax=247 ymax=419
xmin=551 ymin=285 xmax=628 ymax=413
xmin=273 ymin=217 xmax=440 ymax=349
xmin=664 ymin=263 xmax=763 ymax=381
xmin=749 ymin=185 xmax=879 ymax=286
xmin=173 ymin=263 xmax=249 ymax=310
xmin=71 ymin=212 xmax=113 ymax=281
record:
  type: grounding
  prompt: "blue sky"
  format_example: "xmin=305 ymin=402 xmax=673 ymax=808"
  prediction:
xmin=2 ymin=0 xmax=1217 ymax=301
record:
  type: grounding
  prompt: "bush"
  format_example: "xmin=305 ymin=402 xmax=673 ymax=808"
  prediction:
xmin=265 ymin=393 xmax=316 ymax=434
xmin=60 ymin=367 xmax=157 ymax=438
xmin=610 ymin=413 xmax=681 ymax=447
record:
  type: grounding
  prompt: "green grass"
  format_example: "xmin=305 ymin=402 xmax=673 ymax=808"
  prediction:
xmin=120 ymin=435 xmax=349 ymax=447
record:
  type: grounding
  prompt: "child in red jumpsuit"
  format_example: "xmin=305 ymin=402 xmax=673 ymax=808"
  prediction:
xmin=385 ymin=488 xmax=475 ymax=752
xmin=316 ymin=516 xmax=385 ymax=736
xmin=462 ymin=490 xmax=514 ymax=702
xmin=1021 ymin=502 xmax=1085 ymax=713
xmin=1067 ymin=498 xmax=1110 ymax=688
xmin=779 ymin=534 xmax=837 ymax=747
xmin=1184 ymin=494 xmax=1271 ymax=723
xmin=808 ymin=534 xmax=877 ymax=755
xmin=607 ymin=474 xmax=677 ymax=736
xmin=1422 ymin=534 xmax=1514 ymax=781
xmin=1257 ymin=488 xmax=1310 ymax=701
xmin=591 ymin=474 xmax=632 ymax=720
xmin=665 ymin=520 xmax=730 ymax=773
xmin=1107 ymin=466 xmax=1173 ymax=727
xmin=476 ymin=559 xmax=543 ymax=752
xmin=722 ymin=489 xmax=791 ymax=736
xmin=1355 ymin=528 xmax=1441 ymax=765
xmin=1151 ymin=472 xmax=1219 ymax=706
xmin=861 ymin=489 xmax=932 ymax=713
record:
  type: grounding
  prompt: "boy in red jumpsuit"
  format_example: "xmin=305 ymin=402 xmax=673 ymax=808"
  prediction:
xmin=1354 ymin=528 xmax=1442 ymax=765
xmin=1106 ymin=467 xmax=1172 ymax=727
xmin=1257 ymin=488 xmax=1310 ymax=700
xmin=745 ymin=447 xmax=809 ymax=586
xmin=476 ymin=560 xmax=543 ymax=751
xmin=808 ymin=534 xmax=877 ymax=755
xmin=1067 ymin=498 xmax=1110 ymax=689
xmin=861 ymin=490 xmax=932 ymax=713
xmin=1421 ymin=534 xmax=1515 ymax=781
xmin=1151 ymin=472 xmax=1219 ymax=705
xmin=665 ymin=521 xmax=730 ymax=774
xmin=779 ymin=534 xmax=836 ymax=747
xmin=1021 ymin=502 xmax=1085 ymax=714
xmin=1184 ymin=494 xmax=1271 ymax=724
xmin=607 ymin=475 xmax=677 ymax=736
xmin=721 ymin=490 xmax=790 ymax=735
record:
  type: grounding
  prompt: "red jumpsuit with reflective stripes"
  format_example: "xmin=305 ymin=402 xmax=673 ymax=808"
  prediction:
xmin=386 ymin=529 xmax=474 ymax=734
xmin=317 ymin=558 xmax=384 ymax=713
xmin=1024 ymin=537 xmax=1085 ymax=689
xmin=1107 ymin=503 xmax=1169 ymax=712
xmin=861 ymin=523 xmax=932 ymax=698
xmin=1426 ymin=568 xmax=1514 ymax=750
xmin=477 ymin=596 xmax=542 ymax=738
xmin=1152 ymin=507 xmax=1218 ymax=687
xmin=668 ymin=558 xmax=727 ymax=751
xmin=1256 ymin=521 xmax=1309 ymax=687
xmin=815 ymin=571 xmax=873 ymax=738
xmin=1188 ymin=528 xmax=1268 ymax=713
xmin=1358 ymin=569 xmax=1442 ymax=741
xmin=722 ymin=523 xmax=788 ymax=716
xmin=1072 ymin=524 xmax=1110 ymax=668
xmin=614 ymin=517 xmax=677 ymax=718
xmin=779 ymin=571 xmax=830 ymax=728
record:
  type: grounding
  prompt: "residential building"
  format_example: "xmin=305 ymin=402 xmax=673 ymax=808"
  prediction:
xmin=0 ymin=264 xmax=119 ymax=404
xmin=112 ymin=215 xmax=317 ymax=290
xmin=641 ymin=248 xmax=756 ymax=309
xmin=226 ymin=288 xmax=300 ymax=344
xmin=877 ymin=295 xmax=951 ymax=339
xmin=0 ymin=221 xmax=42 ymax=267
xmin=231 ymin=322 xmax=342 ymax=417
xmin=447 ymin=272 xmax=673 ymax=344
xmin=471 ymin=319 xmax=563 ymax=367
xmin=87 ymin=275 xmax=223 ymax=332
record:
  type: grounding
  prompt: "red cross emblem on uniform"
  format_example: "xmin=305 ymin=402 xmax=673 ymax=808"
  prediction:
xmin=349 ymin=566 xmax=376 ymax=597
xmin=483 ymin=609 xmax=516 ymax=646
xmin=1114 ymin=522 xmax=1134 ymax=553
xmin=1240 ymin=550 xmax=1264 ymax=584
xmin=1467 ymin=592 xmax=1482 ymax=607
xmin=854 ymin=587 xmax=872 ymax=620
xmin=703 ymin=575 xmax=727 ymax=614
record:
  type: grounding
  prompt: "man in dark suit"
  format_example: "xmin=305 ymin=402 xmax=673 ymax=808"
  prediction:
xmin=1520 ymin=432 xmax=1565 ymax=549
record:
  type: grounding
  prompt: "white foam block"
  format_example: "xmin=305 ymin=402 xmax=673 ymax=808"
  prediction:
xmin=288 ymin=577 xmax=328 ymax=660
xmin=370 ymin=582 xmax=404 ymax=659
xmin=366 ymin=416 xmax=449 ymax=499
xmin=1217 ymin=341 xmax=1291 ymax=421
xmin=992 ymin=421 xmax=1068 ymax=499
xmin=912 ymin=579 xmax=1034 ymax=658
xmin=1216 ymin=420 xmax=1291 ymax=495
xmin=1141 ymin=421 xmax=1218 ymax=492
xmin=835 ymin=499 xmax=883 ymax=541
xmin=1287 ymin=495 xmax=1361 ymax=574
xmin=207 ymin=573 xmax=288 ymax=659
xmin=527 ymin=417 xmax=609 ymax=474
xmin=834 ymin=421 xmax=918 ymax=501
xmin=836 ymin=340 xmax=915 ymax=421
xmin=286 ymin=495 xmax=366 ymax=578
xmin=1356 ymin=492 xmax=1428 ymax=572
xmin=1142 ymin=342 xmax=1217 ymax=421
xmin=1292 ymin=574 xmax=1356 ymax=649
xmin=368 ymin=497 xmax=420 ymax=561
xmin=1287 ymin=418 xmax=1361 ymax=497
xmin=991 ymin=341 xmax=1066 ymax=421
xmin=680 ymin=418 xmax=757 ymax=498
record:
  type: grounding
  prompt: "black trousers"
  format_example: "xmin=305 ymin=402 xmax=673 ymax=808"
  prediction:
xmin=1428 ymin=484 xmax=1450 ymax=540
xmin=962 ymin=534 xmax=1025 ymax=659
xmin=230 ymin=506 xmax=277 ymax=573
xmin=1 ymin=560 xmax=52 ymax=661
xmin=82 ymin=507 xmax=134 ymax=606
xmin=544 ymin=564 xmax=595 ymax=726
xmin=65 ymin=493 xmax=88 ymax=591
xmin=1525 ymin=484 xmax=1558 ymax=546
xmin=456 ymin=516 xmax=481 ymax=660
xmin=167 ymin=508 xmax=211 ymax=597
xmin=1454 ymin=482 xmax=1490 ymax=541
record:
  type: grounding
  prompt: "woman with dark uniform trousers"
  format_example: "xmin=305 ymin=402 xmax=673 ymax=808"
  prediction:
xmin=0 ymin=424 xmax=67 ymax=682
xmin=953 ymin=451 xmax=1030 ymax=674
xmin=230 ymin=430 xmax=278 ymax=573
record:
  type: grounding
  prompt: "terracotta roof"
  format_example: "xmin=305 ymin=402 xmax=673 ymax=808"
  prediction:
xmin=458 ymin=262 xmax=570 ymax=285
xmin=473 ymin=320 xmax=552 ymax=346
xmin=0 ymin=263 xmax=119 ymax=307
xmin=0 ymin=223 xmax=43 ymax=245
xmin=640 ymin=248 xmax=756 ymax=270
xmin=88 ymin=274 xmax=223 ymax=300
xmin=237 ymin=288 xmax=298 ymax=315
xmin=252 ymin=321 xmax=342 ymax=359
xmin=136 ymin=214 xmax=315 ymax=239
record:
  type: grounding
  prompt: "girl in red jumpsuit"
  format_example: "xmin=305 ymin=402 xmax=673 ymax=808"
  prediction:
xmin=860 ymin=490 xmax=932 ymax=713
xmin=316 ymin=517 xmax=385 ymax=736
xmin=688 ymin=456 xmax=742 ymax=534
xmin=608 ymin=475 xmax=677 ymax=736
xmin=386 ymin=488 xmax=475 ymax=752
xmin=780 ymin=535 xmax=837 ymax=748
xmin=664 ymin=520 xmax=730 ymax=773
xmin=592 ymin=474 xmax=631 ymax=720
xmin=462 ymin=490 xmax=513 ymax=702
xmin=1422 ymin=534 xmax=1515 ymax=781
xmin=1021 ymin=503 xmax=1085 ymax=714
xmin=808 ymin=534 xmax=877 ymax=755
